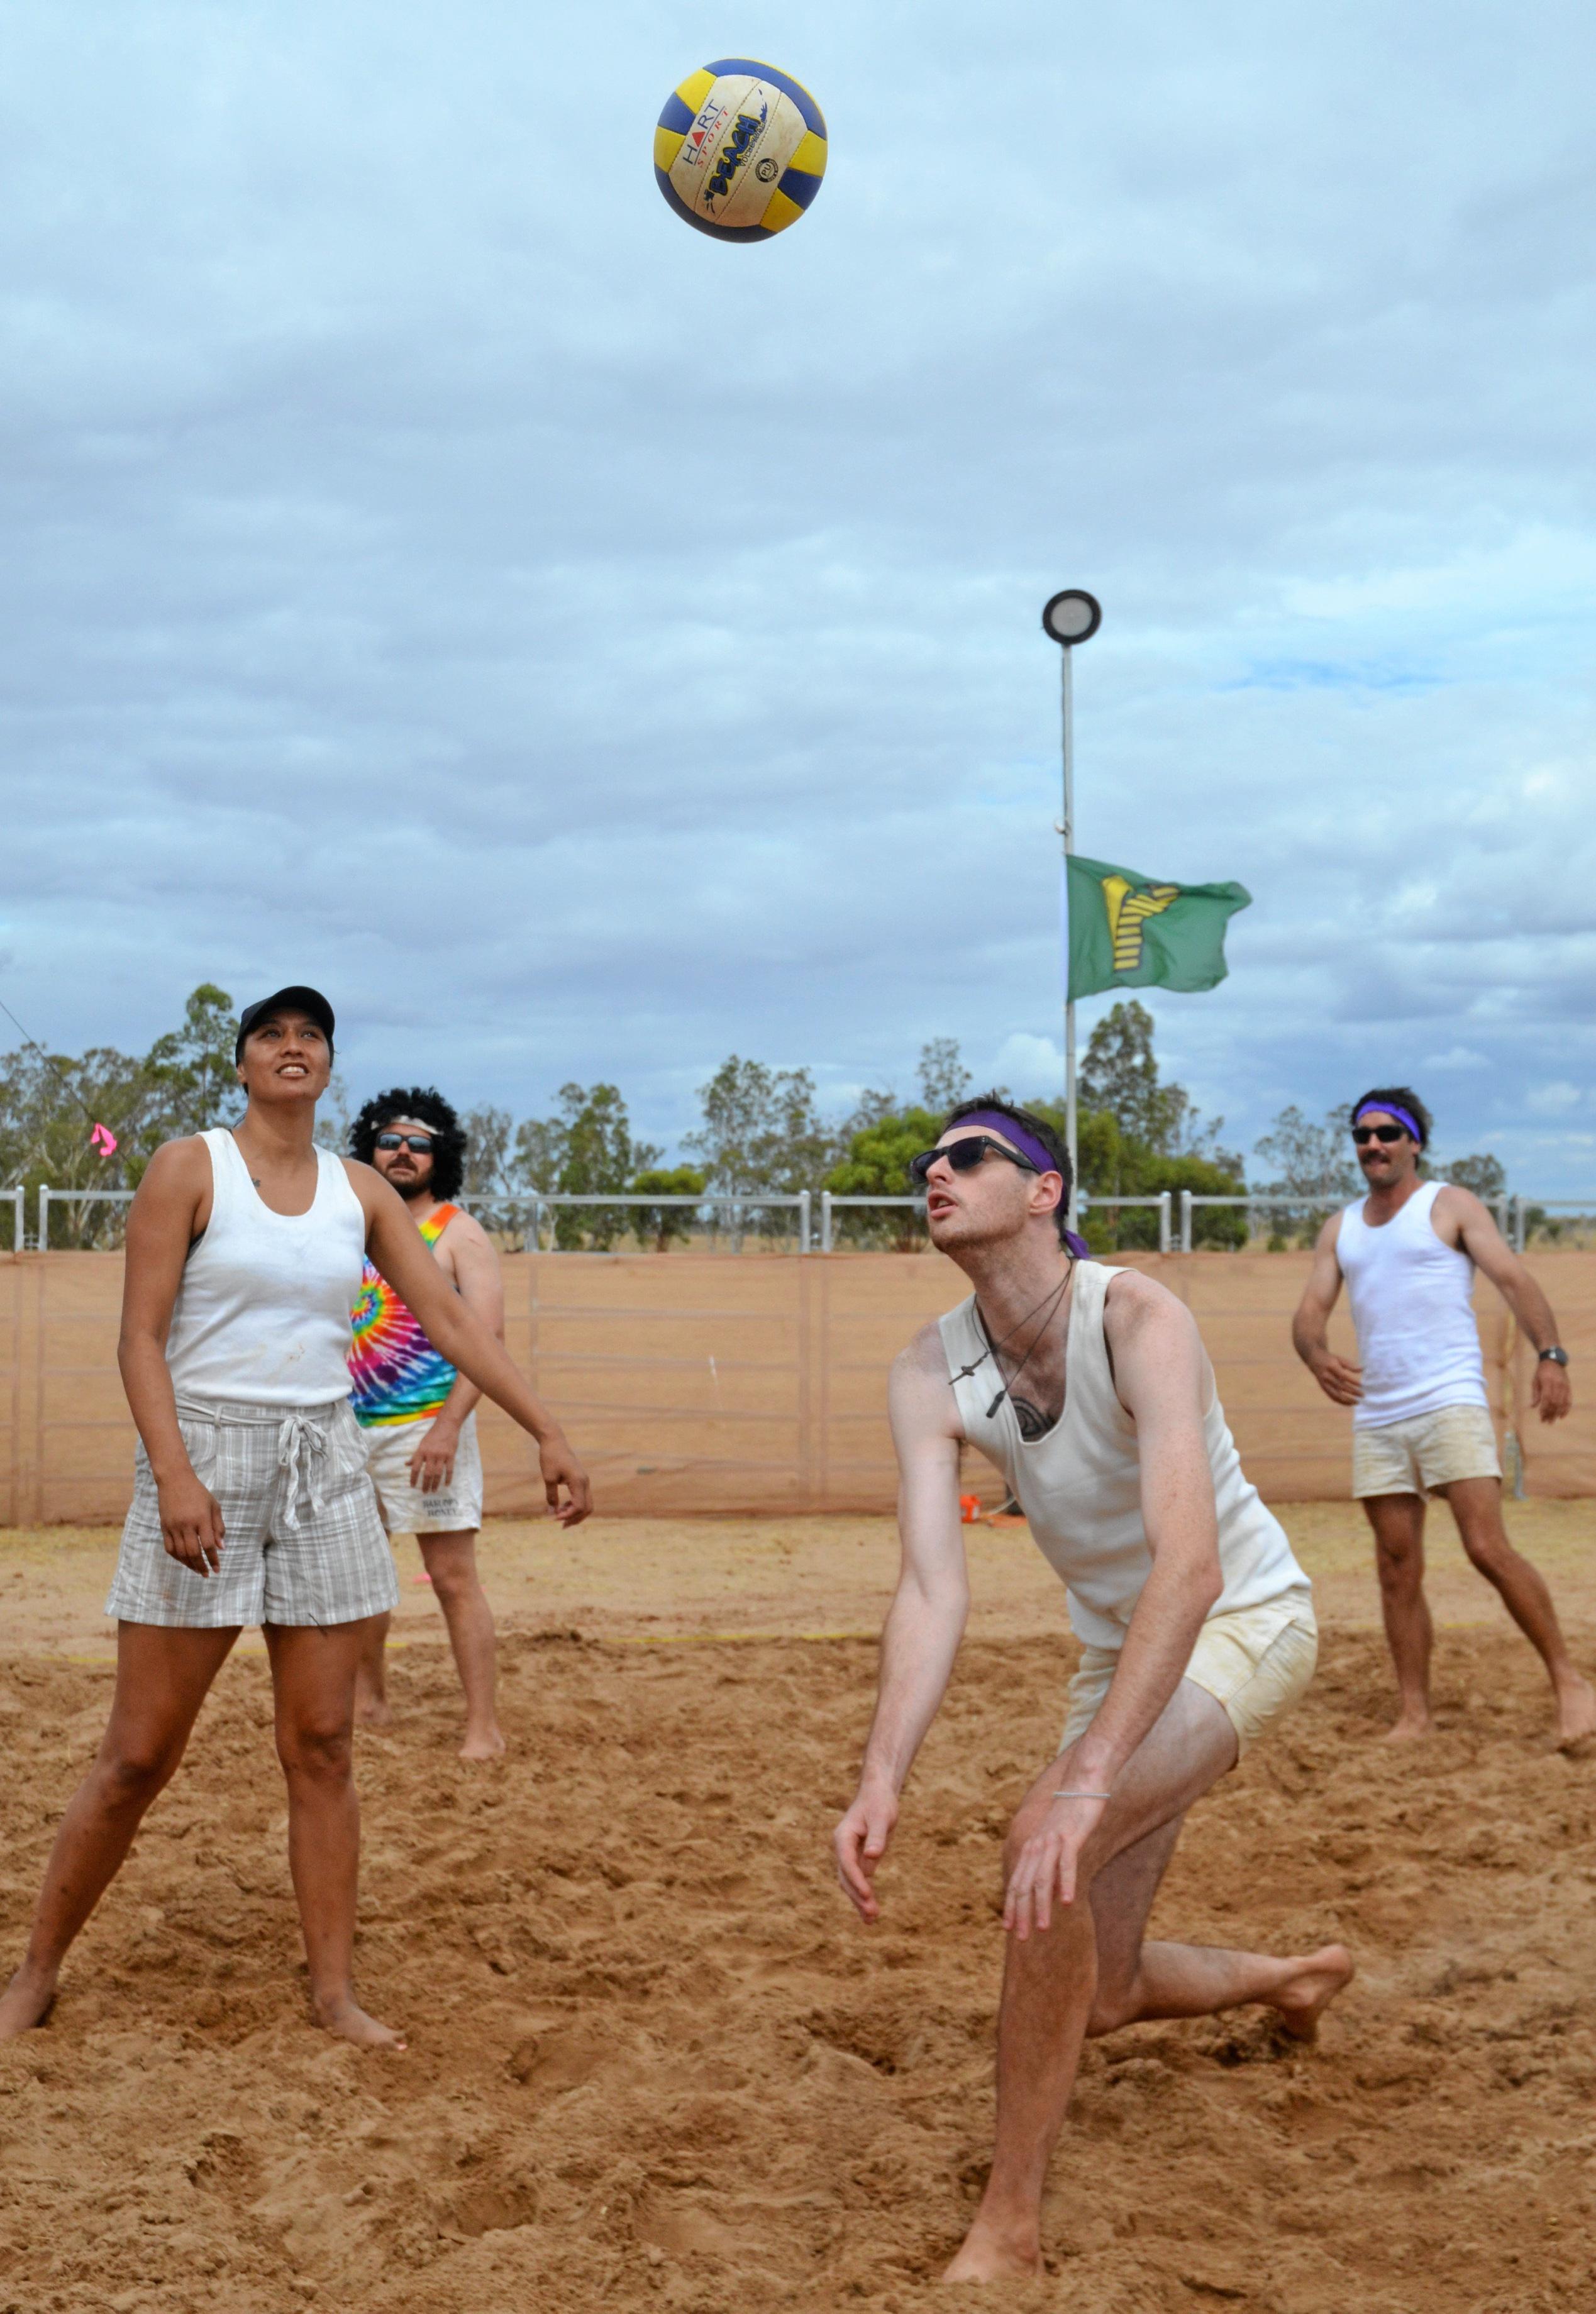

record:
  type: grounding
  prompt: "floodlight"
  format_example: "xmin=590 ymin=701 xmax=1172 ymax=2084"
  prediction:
xmin=1041 ymin=589 xmax=1102 ymax=646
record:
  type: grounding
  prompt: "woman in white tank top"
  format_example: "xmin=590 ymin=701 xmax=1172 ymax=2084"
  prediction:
xmin=0 ymin=986 xmax=593 ymax=2052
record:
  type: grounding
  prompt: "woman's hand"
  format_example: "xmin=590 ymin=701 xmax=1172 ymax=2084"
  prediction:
xmin=157 ymin=1470 xmax=225 ymax=1575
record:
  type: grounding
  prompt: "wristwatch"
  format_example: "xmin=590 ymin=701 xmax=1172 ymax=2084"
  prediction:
xmin=1538 ymin=1346 xmax=1570 ymax=1367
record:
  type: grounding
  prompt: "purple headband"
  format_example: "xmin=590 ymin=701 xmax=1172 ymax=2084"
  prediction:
xmin=951 ymin=1111 xmax=1092 ymax=1260
xmin=1354 ymin=1100 xmax=1423 ymax=1144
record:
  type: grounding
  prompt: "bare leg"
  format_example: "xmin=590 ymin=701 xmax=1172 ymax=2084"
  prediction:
xmin=418 ymin=1531 xmax=503 ymax=1759
xmin=265 ymin=1619 xmax=405 ymax=2051
xmin=1088 ymin=1818 xmax=1353 ymax=2042
xmin=353 ymin=1610 xmax=393 ymax=1729
xmin=0 ymin=1623 xmax=239 ymax=2039
xmin=944 ymin=1683 xmax=1351 ymax=2283
xmin=1362 ymin=1492 xmax=1434 ymax=1738
xmin=1441 ymin=1476 xmax=1596 ymax=1745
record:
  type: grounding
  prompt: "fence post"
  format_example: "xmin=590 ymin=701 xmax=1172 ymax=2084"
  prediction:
xmin=1512 ymin=1195 xmax=1526 ymax=1255
xmin=36 ymin=1185 xmax=50 ymax=1251
xmin=797 ymin=1190 xmax=811 ymax=1256
xmin=820 ymin=1192 xmax=833 ymax=1255
xmin=1179 ymin=1189 xmax=1192 ymax=1254
xmin=1157 ymin=1192 xmax=1172 ymax=1254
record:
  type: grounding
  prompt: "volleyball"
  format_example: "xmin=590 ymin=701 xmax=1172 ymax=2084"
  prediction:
xmin=654 ymin=58 xmax=827 ymax=242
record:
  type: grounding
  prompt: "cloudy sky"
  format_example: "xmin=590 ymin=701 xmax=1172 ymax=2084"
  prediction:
xmin=3 ymin=1 xmax=1592 ymax=1185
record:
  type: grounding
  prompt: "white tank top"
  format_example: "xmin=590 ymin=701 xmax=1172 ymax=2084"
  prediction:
xmin=164 ymin=1129 xmax=368 ymax=1407
xmin=940 ymin=1261 xmax=1305 ymax=1649
xmin=1334 ymin=1181 xmax=1485 ymax=1429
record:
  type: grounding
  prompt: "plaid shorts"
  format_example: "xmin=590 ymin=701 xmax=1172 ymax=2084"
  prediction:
xmin=106 ymin=1396 xmax=400 ymax=1630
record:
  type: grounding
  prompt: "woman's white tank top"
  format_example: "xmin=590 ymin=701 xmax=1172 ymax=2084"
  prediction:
xmin=1334 ymin=1181 xmax=1485 ymax=1429
xmin=940 ymin=1261 xmax=1305 ymax=1650
xmin=164 ymin=1129 xmax=368 ymax=1407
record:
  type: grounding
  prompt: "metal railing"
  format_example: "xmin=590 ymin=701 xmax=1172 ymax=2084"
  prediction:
xmin=6 ymin=1178 xmax=1593 ymax=1260
xmin=1514 ymin=1199 xmax=1596 ymax=1254
xmin=819 ymin=1193 xmax=923 ymax=1253
xmin=463 ymin=1190 xmax=812 ymax=1256
xmin=819 ymin=1189 xmax=1172 ymax=1254
xmin=1177 ymin=1191 xmax=1542 ymax=1254
xmin=37 ymin=1185 xmax=136 ymax=1248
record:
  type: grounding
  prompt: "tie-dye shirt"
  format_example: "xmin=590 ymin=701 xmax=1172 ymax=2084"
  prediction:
xmin=348 ymin=1204 xmax=460 ymax=1428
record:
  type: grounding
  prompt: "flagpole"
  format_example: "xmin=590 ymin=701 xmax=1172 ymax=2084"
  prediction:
xmin=1061 ymin=641 xmax=1077 ymax=1221
xmin=1041 ymin=589 xmax=1102 ymax=1228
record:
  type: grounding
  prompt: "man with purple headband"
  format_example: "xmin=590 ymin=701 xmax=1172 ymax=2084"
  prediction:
xmin=832 ymin=1095 xmax=1351 ymax=2283
xmin=1293 ymin=1084 xmax=1593 ymax=1746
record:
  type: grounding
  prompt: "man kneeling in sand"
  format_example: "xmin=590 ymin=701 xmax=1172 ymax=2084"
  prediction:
xmin=833 ymin=1097 xmax=1353 ymax=2282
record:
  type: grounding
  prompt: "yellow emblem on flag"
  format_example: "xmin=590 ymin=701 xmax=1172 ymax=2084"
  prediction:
xmin=1102 ymin=874 xmax=1179 ymax=972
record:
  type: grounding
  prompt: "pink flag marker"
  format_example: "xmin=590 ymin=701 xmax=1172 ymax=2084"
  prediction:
xmin=90 ymin=1123 xmax=117 ymax=1157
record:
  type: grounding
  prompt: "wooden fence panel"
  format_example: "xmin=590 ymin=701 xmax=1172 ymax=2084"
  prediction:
xmin=1 ymin=1248 xmax=1590 ymax=1524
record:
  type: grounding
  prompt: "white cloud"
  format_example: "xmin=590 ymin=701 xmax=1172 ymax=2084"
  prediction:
xmin=992 ymin=1034 xmax=1064 ymax=1098
xmin=0 ymin=0 xmax=1593 ymax=1187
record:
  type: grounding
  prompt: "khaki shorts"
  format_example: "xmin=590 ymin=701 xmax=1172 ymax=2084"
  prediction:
xmin=1060 ymin=1590 xmax=1318 ymax=1760
xmin=1352 ymin=1403 xmax=1500 ymax=1498
xmin=361 ymin=1409 xmax=484 ymax=1535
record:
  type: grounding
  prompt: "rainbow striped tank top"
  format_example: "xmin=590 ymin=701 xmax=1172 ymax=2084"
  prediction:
xmin=348 ymin=1204 xmax=460 ymax=1428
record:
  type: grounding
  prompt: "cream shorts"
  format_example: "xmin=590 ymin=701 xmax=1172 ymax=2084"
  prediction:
xmin=1352 ymin=1403 xmax=1500 ymax=1498
xmin=361 ymin=1409 xmax=484 ymax=1536
xmin=106 ymin=1397 xmax=398 ymax=1630
xmin=1060 ymin=1590 xmax=1318 ymax=1760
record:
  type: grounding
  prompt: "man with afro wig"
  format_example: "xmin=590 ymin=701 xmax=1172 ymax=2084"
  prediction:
xmin=347 ymin=1087 xmax=507 ymax=1758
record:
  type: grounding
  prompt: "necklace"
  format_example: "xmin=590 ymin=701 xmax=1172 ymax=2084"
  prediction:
xmin=951 ymin=1266 xmax=1073 ymax=1421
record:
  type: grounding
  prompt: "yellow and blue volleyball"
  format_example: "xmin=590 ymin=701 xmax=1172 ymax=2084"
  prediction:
xmin=654 ymin=58 xmax=826 ymax=242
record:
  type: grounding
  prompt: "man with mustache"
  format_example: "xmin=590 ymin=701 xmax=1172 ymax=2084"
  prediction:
xmin=348 ymin=1087 xmax=507 ymax=1759
xmin=1293 ymin=1085 xmax=1593 ymax=1745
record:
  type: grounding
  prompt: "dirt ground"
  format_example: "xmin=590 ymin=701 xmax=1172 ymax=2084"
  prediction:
xmin=3 ymin=1500 xmax=1595 ymax=2312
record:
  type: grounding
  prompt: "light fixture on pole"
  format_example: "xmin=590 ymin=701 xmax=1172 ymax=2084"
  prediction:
xmin=1040 ymin=589 xmax=1102 ymax=1222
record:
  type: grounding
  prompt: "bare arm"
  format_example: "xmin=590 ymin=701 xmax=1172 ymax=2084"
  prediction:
xmin=407 ymin=1212 xmax=501 ymax=1492
xmin=1443 ymin=1188 xmax=1571 ymax=1425
xmin=833 ymin=1326 xmax=970 ymax=1922
xmin=116 ymin=1138 xmax=226 ymax=1574
xmin=1291 ymin=1212 xmax=1363 ymax=1407
xmin=351 ymin=1165 xmax=591 ymax=1523
xmin=1004 ymin=1275 xmax=1225 ymax=1937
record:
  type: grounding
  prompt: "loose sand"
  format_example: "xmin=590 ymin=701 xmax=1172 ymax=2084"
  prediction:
xmin=3 ymin=1501 xmax=1594 ymax=2311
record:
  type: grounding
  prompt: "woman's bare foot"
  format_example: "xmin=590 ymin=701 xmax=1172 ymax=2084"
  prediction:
xmin=1553 ymin=1673 xmax=1596 ymax=1750
xmin=313 ymin=1992 xmax=406 ymax=2051
xmin=1272 ymin=1944 xmax=1355 ymax=2042
xmin=1382 ymin=1708 xmax=1433 ymax=1743
xmin=942 ymin=2217 xmax=1041 ymax=2282
xmin=0 ymin=1964 xmax=58 ymax=2042
xmin=458 ymin=1726 xmax=506 ymax=1763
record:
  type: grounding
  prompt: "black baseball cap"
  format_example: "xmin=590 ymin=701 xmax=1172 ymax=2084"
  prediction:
xmin=235 ymin=985 xmax=336 ymax=1060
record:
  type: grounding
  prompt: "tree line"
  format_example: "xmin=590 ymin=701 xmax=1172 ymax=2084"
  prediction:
xmin=1 ymin=985 xmax=1511 ymax=1252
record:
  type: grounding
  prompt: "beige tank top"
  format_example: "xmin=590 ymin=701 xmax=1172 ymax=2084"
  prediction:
xmin=939 ymin=1260 xmax=1305 ymax=1648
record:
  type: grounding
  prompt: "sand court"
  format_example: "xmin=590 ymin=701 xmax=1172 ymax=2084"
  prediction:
xmin=3 ymin=1503 xmax=1594 ymax=2311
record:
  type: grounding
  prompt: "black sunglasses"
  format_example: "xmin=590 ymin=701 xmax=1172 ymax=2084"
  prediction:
xmin=1351 ymin=1124 xmax=1409 ymax=1146
xmin=375 ymin=1132 xmax=435 ymax=1153
xmin=908 ymin=1134 xmax=1041 ymax=1186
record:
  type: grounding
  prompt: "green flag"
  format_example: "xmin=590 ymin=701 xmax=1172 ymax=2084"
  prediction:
xmin=1066 ymin=853 xmax=1251 ymax=1001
